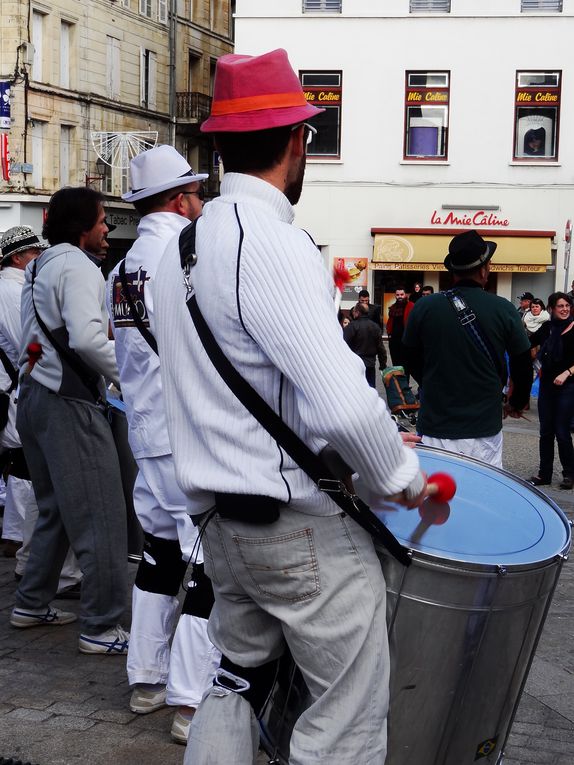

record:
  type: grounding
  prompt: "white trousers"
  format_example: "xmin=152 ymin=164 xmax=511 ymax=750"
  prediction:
xmin=12 ymin=476 xmax=82 ymax=589
xmin=421 ymin=431 xmax=503 ymax=468
xmin=1 ymin=475 xmax=26 ymax=541
xmin=127 ymin=455 xmax=219 ymax=705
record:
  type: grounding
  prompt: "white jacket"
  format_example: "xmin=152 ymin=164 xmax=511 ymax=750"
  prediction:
xmin=19 ymin=243 xmax=118 ymax=400
xmin=107 ymin=212 xmax=190 ymax=459
xmin=0 ymin=267 xmax=25 ymax=448
xmin=154 ymin=173 xmax=423 ymax=516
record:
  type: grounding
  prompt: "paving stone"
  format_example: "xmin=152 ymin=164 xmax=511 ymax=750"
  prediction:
xmin=45 ymin=715 xmax=98 ymax=731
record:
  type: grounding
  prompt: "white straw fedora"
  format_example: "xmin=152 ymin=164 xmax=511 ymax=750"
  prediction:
xmin=122 ymin=145 xmax=209 ymax=202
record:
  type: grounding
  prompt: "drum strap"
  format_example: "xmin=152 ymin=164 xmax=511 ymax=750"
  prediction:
xmin=30 ymin=259 xmax=104 ymax=405
xmin=178 ymin=219 xmax=411 ymax=567
xmin=442 ymin=288 xmax=505 ymax=384
xmin=118 ymin=259 xmax=159 ymax=355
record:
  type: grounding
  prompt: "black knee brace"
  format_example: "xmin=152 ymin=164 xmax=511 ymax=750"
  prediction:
xmin=181 ymin=562 xmax=215 ymax=619
xmin=134 ymin=532 xmax=187 ymax=596
xmin=217 ymin=654 xmax=281 ymax=717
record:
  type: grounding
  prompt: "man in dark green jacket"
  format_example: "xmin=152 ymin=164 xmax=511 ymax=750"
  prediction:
xmin=403 ymin=230 xmax=532 ymax=467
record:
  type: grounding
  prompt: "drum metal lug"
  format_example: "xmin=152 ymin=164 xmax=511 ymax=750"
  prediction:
xmin=497 ymin=565 xmax=507 ymax=576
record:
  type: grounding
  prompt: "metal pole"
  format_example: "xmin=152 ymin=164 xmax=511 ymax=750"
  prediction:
xmin=168 ymin=0 xmax=177 ymax=147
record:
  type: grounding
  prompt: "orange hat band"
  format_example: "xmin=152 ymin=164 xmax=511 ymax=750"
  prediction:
xmin=210 ymin=91 xmax=308 ymax=117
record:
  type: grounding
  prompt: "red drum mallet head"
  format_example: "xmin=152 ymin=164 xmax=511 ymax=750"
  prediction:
xmin=427 ymin=472 xmax=457 ymax=503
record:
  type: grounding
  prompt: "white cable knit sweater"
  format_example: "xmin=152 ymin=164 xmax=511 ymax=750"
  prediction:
xmin=153 ymin=173 xmax=423 ymax=516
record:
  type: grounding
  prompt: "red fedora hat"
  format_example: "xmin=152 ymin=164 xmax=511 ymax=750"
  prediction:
xmin=201 ymin=48 xmax=324 ymax=133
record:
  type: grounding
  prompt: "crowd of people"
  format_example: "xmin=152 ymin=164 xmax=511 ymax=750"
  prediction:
xmin=0 ymin=45 xmax=572 ymax=765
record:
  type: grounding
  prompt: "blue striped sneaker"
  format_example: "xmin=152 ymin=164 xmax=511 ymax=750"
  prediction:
xmin=78 ymin=625 xmax=129 ymax=655
xmin=10 ymin=605 xmax=77 ymax=628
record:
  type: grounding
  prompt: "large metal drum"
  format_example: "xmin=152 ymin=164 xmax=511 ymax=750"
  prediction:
xmin=259 ymin=447 xmax=571 ymax=764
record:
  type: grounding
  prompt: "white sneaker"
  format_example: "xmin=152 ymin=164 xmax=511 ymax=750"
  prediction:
xmin=170 ymin=709 xmax=195 ymax=744
xmin=78 ymin=625 xmax=129 ymax=655
xmin=130 ymin=685 xmax=167 ymax=714
xmin=10 ymin=605 xmax=77 ymax=629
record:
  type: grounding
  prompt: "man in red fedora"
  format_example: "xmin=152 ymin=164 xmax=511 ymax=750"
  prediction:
xmin=153 ymin=48 xmax=426 ymax=764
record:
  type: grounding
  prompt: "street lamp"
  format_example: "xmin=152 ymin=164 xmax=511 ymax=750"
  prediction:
xmin=85 ymin=157 xmax=107 ymax=186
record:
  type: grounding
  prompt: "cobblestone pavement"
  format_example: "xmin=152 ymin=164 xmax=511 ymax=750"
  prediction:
xmin=0 ymin=398 xmax=572 ymax=764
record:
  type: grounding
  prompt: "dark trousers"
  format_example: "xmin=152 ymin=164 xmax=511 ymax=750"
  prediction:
xmin=538 ymin=380 xmax=574 ymax=480
xmin=16 ymin=376 xmax=128 ymax=633
xmin=389 ymin=339 xmax=408 ymax=379
xmin=365 ymin=366 xmax=376 ymax=388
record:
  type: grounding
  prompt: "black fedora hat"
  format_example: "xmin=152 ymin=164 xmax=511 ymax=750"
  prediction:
xmin=444 ymin=230 xmax=497 ymax=272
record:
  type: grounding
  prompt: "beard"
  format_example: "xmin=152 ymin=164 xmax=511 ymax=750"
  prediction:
xmin=284 ymin=154 xmax=306 ymax=206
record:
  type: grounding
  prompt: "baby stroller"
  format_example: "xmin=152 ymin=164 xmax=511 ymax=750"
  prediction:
xmin=381 ymin=365 xmax=419 ymax=426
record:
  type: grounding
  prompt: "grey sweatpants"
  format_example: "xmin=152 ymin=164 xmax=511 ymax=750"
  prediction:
xmin=15 ymin=376 xmax=128 ymax=633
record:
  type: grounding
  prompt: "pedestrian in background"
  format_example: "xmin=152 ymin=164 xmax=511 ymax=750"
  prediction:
xmin=343 ymin=302 xmax=387 ymax=387
xmin=528 ymin=292 xmax=574 ymax=490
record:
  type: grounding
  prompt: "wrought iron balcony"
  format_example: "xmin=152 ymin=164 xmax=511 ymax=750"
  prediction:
xmin=176 ymin=92 xmax=212 ymax=123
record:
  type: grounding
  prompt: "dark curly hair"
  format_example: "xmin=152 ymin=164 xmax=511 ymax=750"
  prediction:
xmin=42 ymin=187 xmax=105 ymax=246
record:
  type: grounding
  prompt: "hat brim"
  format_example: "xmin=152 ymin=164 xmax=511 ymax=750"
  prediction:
xmin=444 ymin=241 xmax=497 ymax=272
xmin=122 ymin=172 xmax=209 ymax=202
xmin=200 ymin=102 xmax=324 ymax=133
xmin=1 ymin=242 xmax=48 ymax=263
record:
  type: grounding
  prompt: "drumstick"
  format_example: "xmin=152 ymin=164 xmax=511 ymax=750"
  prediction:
xmin=427 ymin=472 xmax=456 ymax=502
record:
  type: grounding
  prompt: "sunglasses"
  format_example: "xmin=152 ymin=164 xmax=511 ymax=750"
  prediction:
xmin=171 ymin=185 xmax=205 ymax=202
xmin=291 ymin=122 xmax=317 ymax=147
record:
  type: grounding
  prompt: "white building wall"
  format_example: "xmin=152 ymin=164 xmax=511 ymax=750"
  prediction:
xmin=235 ymin=0 xmax=574 ymax=304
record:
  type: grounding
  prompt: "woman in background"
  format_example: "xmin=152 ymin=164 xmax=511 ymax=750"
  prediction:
xmin=529 ymin=292 xmax=574 ymax=489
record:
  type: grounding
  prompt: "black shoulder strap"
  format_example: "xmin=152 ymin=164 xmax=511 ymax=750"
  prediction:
xmin=178 ymin=226 xmax=411 ymax=567
xmin=0 ymin=347 xmax=17 ymax=392
xmin=118 ymin=260 xmax=158 ymax=355
xmin=30 ymin=260 xmax=103 ymax=404
xmin=442 ymin=288 xmax=504 ymax=383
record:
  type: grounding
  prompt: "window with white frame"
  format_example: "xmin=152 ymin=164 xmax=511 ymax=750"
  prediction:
xmin=521 ymin=0 xmax=562 ymax=10
xmin=120 ymin=0 xmax=130 ymax=6
xmin=158 ymin=0 xmax=167 ymax=23
xmin=140 ymin=49 xmax=157 ymax=110
xmin=303 ymin=0 xmax=342 ymax=12
xmin=404 ymin=71 xmax=450 ymax=159
xmin=31 ymin=121 xmax=45 ymax=189
xmin=60 ymin=21 xmax=71 ymax=89
xmin=31 ymin=11 xmax=45 ymax=82
xmin=299 ymin=71 xmax=342 ymax=158
xmin=60 ymin=125 xmax=73 ymax=185
xmin=513 ymin=71 xmax=561 ymax=160
xmin=139 ymin=0 xmax=152 ymax=18
xmin=107 ymin=36 xmax=121 ymax=100
xmin=410 ymin=0 xmax=450 ymax=10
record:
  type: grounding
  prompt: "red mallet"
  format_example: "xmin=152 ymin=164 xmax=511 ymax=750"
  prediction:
xmin=26 ymin=342 xmax=43 ymax=372
xmin=427 ymin=472 xmax=457 ymax=503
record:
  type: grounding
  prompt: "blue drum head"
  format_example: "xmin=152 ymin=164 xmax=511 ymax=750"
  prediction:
xmin=372 ymin=446 xmax=571 ymax=566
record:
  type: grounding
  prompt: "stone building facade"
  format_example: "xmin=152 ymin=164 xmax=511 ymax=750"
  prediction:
xmin=0 ymin=0 xmax=233 ymax=250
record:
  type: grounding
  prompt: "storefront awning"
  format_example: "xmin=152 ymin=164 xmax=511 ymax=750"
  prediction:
xmin=371 ymin=229 xmax=554 ymax=273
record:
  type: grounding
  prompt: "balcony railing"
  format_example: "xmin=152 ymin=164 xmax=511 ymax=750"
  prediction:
xmin=176 ymin=92 xmax=212 ymax=122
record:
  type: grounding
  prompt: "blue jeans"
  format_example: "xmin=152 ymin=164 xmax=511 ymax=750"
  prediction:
xmin=538 ymin=379 xmax=574 ymax=480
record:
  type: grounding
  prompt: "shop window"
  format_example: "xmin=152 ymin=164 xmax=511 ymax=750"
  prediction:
xmin=303 ymin=0 xmax=342 ymax=11
xmin=300 ymin=71 xmax=342 ymax=158
xmin=513 ymin=71 xmax=561 ymax=160
xmin=404 ymin=71 xmax=449 ymax=159
xmin=410 ymin=0 xmax=450 ymax=11
xmin=521 ymin=0 xmax=562 ymax=10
